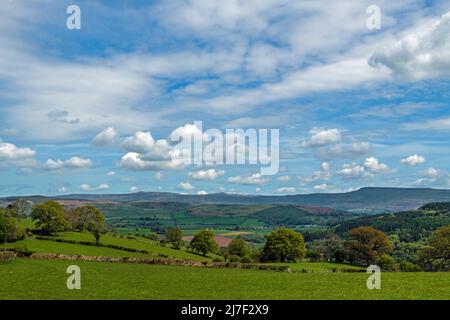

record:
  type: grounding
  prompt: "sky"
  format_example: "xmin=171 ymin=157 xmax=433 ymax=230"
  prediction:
xmin=1 ymin=0 xmax=450 ymax=196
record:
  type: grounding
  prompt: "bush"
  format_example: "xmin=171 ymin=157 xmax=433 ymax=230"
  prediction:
xmin=10 ymin=244 xmax=34 ymax=257
xmin=375 ymin=254 xmax=395 ymax=271
xmin=398 ymin=261 xmax=422 ymax=272
xmin=0 ymin=251 xmax=16 ymax=263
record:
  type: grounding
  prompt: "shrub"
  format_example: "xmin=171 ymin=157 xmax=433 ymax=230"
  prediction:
xmin=0 ymin=251 xmax=16 ymax=263
xmin=398 ymin=261 xmax=422 ymax=272
xmin=375 ymin=254 xmax=395 ymax=271
xmin=10 ymin=244 xmax=34 ymax=257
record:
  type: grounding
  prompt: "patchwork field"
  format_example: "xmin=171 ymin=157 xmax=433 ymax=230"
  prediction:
xmin=1 ymin=259 xmax=449 ymax=300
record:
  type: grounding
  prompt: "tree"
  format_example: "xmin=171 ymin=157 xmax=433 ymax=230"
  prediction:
xmin=165 ymin=227 xmax=183 ymax=249
xmin=7 ymin=199 xmax=32 ymax=218
xmin=345 ymin=226 xmax=394 ymax=266
xmin=70 ymin=206 xmax=105 ymax=245
xmin=227 ymin=238 xmax=250 ymax=259
xmin=262 ymin=228 xmax=306 ymax=262
xmin=418 ymin=225 xmax=450 ymax=271
xmin=190 ymin=229 xmax=219 ymax=256
xmin=0 ymin=209 xmax=24 ymax=243
xmin=31 ymin=201 xmax=67 ymax=235
xmin=323 ymin=234 xmax=346 ymax=263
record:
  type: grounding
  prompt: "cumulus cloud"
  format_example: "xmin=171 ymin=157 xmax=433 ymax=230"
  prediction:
xmin=363 ymin=157 xmax=393 ymax=174
xmin=0 ymin=141 xmax=36 ymax=167
xmin=276 ymin=187 xmax=296 ymax=194
xmin=178 ymin=182 xmax=195 ymax=190
xmin=228 ymin=173 xmax=270 ymax=186
xmin=314 ymin=184 xmax=328 ymax=191
xmin=338 ymin=157 xmax=393 ymax=179
xmin=400 ymin=154 xmax=426 ymax=166
xmin=302 ymin=129 xmax=341 ymax=147
xmin=338 ymin=163 xmax=368 ymax=179
xmin=107 ymin=171 xmax=116 ymax=176
xmin=79 ymin=183 xmax=110 ymax=191
xmin=197 ymin=190 xmax=208 ymax=195
xmin=43 ymin=157 xmax=92 ymax=171
xmin=121 ymin=131 xmax=155 ymax=153
xmin=370 ymin=12 xmax=450 ymax=81
xmin=413 ymin=167 xmax=450 ymax=186
xmin=188 ymin=169 xmax=225 ymax=180
xmin=92 ymin=127 xmax=118 ymax=147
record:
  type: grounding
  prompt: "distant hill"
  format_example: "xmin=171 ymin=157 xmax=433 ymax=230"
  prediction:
xmin=334 ymin=202 xmax=450 ymax=241
xmin=3 ymin=187 xmax=450 ymax=212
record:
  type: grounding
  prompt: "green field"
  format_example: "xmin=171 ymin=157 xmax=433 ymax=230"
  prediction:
xmin=2 ymin=232 xmax=222 ymax=262
xmin=1 ymin=258 xmax=449 ymax=300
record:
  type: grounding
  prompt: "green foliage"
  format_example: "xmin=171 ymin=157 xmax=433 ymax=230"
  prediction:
xmin=31 ymin=201 xmax=67 ymax=235
xmin=335 ymin=207 xmax=450 ymax=242
xmin=375 ymin=254 xmax=395 ymax=271
xmin=418 ymin=225 xmax=450 ymax=271
xmin=0 ymin=209 xmax=25 ymax=243
xmin=227 ymin=238 xmax=250 ymax=258
xmin=189 ymin=229 xmax=219 ymax=256
xmin=165 ymin=227 xmax=183 ymax=249
xmin=398 ymin=261 xmax=422 ymax=272
xmin=68 ymin=206 xmax=105 ymax=244
xmin=345 ymin=226 xmax=394 ymax=266
xmin=262 ymin=228 xmax=306 ymax=262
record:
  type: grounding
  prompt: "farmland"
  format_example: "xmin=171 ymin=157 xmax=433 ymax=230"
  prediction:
xmin=1 ymin=258 xmax=449 ymax=300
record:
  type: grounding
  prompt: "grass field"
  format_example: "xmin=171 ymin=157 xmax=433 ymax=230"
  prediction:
xmin=2 ymin=232 xmax=222 ymax=262
xmin=1 ymin=258 xmax=449 ymax=300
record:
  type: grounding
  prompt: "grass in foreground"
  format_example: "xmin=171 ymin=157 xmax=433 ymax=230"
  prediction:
xmin=1 ymin=259 xmax=449 ymax=300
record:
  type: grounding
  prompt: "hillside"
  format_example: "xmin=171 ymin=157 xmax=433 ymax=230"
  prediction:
xmin=334 ymin=202 xmax=450 ymax=241
xmin=3 ymin=187 xmax=450 ymax=212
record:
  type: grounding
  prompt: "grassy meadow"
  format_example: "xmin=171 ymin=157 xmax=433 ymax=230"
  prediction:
xmin=1 ymin=258 xmax=449 ymax=300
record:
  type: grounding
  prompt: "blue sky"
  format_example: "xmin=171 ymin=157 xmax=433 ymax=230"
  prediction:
xmin=1 ymin=0 xmax=450 ymax=196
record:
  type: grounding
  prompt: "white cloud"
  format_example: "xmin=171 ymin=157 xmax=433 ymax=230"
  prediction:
xmin=129 ymin=186 xmax=139 ymax=193
xmin=92 ymin=127 xmax=118 ymax=147
xmin=0 ymin=141 xmax=36 ymax=167
xmin=363 ymin=157 xmax=393 ymax=174
xmin=338 ymin=157 xmax=393 ymax=179
xmin=107 ymin=171 xmax=116 ymax=176
xmin=276 ymin=187 xmax=296 ymax=194
xmin=228 ymin=173 xmax=270 ymax=186
xmin=43 ymin=157 xmax=92 ymax=171
xmin=119 ymin=151 xmax=183 ymax=171
xmin=302 ymin=129 xmax=341 ymax=147
xmin=79 ymin=183 xmax=110 ymax=192
xmin=338 ymin=163 xmax=368 ymax=179
xmin=178 ymin=182 xmax=195 ymax=190
xmin=277 ymin=175 xmax=291 ymax=182
xmin=370 ymin=12 xmax=450 ymax=81
xmin=321 ymin=162 xmax=330 ymax=171
xmin=58 ymin=186 xmax=68 ymax=193
xmin=314 ymin=184 xmax=328 ymax=191
xmin=188 ymin=169 xmax=225 ymax=180
xmin=121 ymin=131 xmax=155 ymax=153
xmin=197 ymin=190 xmax=208 ymax=195
xmin=400 ymin=154 xmax=426 ymax=166
xmin=413 ymin=167 xmax=450 ymax=186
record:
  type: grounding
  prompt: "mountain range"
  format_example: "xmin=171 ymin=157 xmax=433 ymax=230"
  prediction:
xmin=3 ymin=187 xmax=450 ymax=213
